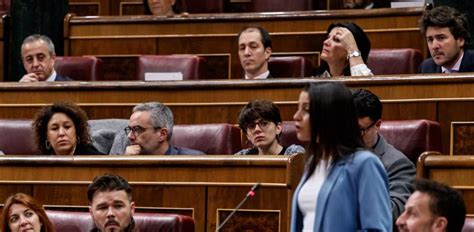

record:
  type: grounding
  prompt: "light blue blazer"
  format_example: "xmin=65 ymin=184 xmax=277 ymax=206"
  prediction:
xmin=290 ymin=150 xmax=392 ymax=231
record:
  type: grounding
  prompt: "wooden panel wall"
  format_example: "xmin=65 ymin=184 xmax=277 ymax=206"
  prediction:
xmin=64 ymin=7 xmax=425 ymax=80
xmin=0 ymin=75 xmax=472 ymax=154
xmin=0 ymin=155 xmax=305 ymax=232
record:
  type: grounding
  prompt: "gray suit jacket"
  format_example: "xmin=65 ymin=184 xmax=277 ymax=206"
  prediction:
xmin=373 ymin=134 xmax=416 ymax=223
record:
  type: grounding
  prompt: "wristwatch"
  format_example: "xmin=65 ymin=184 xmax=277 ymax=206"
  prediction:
xmin=347 ymin=50 xmax=361 ymax=60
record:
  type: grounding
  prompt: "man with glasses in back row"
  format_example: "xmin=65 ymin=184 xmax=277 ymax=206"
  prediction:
xmin=124 ymin=102 xmax=204 ymax=155
xmin=353 ymin=89 xmax=416 ymax=228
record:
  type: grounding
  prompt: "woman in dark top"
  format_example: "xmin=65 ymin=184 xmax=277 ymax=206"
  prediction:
xmin=235 ymin=99 xmax=304 ymax=155
xmin=32 ymin=102 xmax=103 ymax=155
xmin=143 ymin=0 xmax=186 ymax=16
xmin=314 ymin=22 xmax=373 ymax=77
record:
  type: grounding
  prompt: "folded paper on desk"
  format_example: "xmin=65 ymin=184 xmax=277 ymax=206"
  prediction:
xmin=145 ymin=72 xmax=183 ymax=81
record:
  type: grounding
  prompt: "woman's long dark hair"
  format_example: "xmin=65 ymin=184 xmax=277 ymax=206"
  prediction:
xmin=314 ymin=22 xmax=371 ymax=77
xmin=304 ymin=82 xmax=365 ymax=174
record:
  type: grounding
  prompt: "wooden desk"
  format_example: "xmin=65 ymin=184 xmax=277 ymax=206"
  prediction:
xmin=64 ymin=7 xmax=424 ymax=80
xmin=417 ymin=152 xmax=474 ymax=215
xmin=0 ymin=75 xmax=473 ymax=154
xmin=0 ymin=154 xmax=305 ymax=232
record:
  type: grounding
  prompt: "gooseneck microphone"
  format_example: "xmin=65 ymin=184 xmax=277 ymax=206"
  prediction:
xmin=215 ymin=183 xmax=261 ymax=232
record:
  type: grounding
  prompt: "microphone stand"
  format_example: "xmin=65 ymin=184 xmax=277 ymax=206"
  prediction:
xmin=215 ymin=183 xmax=260 ymax=232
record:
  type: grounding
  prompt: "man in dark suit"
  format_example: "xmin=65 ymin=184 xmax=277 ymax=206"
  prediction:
xmin=19 ymin=34 xmax=71 ymax=82
xmin=419 ymin=6 xmax=474 ymax=73
xmin=353 ymin=89 xmax=416 ymax=227
xmin=238 ymin=27 xmax=273 ymax=79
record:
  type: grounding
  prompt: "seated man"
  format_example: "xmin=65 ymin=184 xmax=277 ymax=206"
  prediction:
xmin=88 ymin=174 xmax=137 ymax=232
xmin=396 ymin=179 xmax=466 ymax=232
xmin=124 ymin=102 xmax=205 ymax=155
xmin=238 ymin=26 xmax=272 ymax=79
xmin=353 ymin=89 xmax=416 ymax=224
xmin=419 ymin=6 xmax=474 ymax=73
xmin=19 ymin=34 xmax=71 ymax=82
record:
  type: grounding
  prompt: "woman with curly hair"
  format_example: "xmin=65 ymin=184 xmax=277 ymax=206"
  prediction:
xmin=1 ymin=193 xmax=55 ymax=232
xmin=32 ymin=102 xmax=103 ymax=155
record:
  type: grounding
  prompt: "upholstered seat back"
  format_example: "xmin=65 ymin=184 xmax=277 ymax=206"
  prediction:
xmin=171 ymin=123 xmax=242 ymax=154
xmin=268 ymin=56 xmax=313 ymax=78
xmin=276 ymin=120 xmax=441 ymax=164
xmin=379 ymin=119 xmax=442 ymax=164
xmin=46 ymin=210 xmax=195 ymax=232
xmin=136 ymin=55 xmax=207 ymax=80
xmin=55 ymin=56 xmax=103 ymax=81
xmin=367 ymin=48 xmax=422 ymax=75
xmin=0 ymin=119 xmax=37 ymax=155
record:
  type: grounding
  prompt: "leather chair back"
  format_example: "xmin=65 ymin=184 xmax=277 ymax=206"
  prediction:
xmin=46 ymin=210 xmax=195 ymax=232
xmin=136 ymin=55 xmax=207 ymax=80
xmin=379 ymin=119 xmax=442 ymax=164
xmin=171 ymin=123 xmax=242 ymax=154
xmin=367 ymin=48 xmax=422 ymax=75
xmin=268 ymin=56 xmax=313 ymax=78
xmin=0 ymin=119 xmax=37 ymax=155
xmin=276 ymin=120 xmax=441 ymax=164
xmin=55 ymin=56 xmax=104 ymax=81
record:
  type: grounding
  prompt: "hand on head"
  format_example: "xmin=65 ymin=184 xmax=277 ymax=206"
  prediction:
xmin=335 ymin=27 xmax=359 ymax=53
xmin=19 ymin=73 xmax=40 ymax=82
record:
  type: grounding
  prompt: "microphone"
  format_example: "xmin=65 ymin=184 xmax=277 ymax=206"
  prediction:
xmin=215 ymin=183 xmax=261 ymax=232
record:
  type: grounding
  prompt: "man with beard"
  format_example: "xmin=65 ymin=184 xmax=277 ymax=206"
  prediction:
xmin=124 ymin=102 xmax=204 ymax=155
xmin=419 ymin=6 xmax=474 ymax=73
xmin=396 ymin=179 xmax=466 ymax=232
xmin=19 ymin=34 xmax=71 ymax=82
xmin=88 ymin=174 xmax=138 ymax=232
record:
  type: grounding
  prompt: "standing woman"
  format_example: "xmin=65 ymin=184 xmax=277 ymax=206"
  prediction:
xmin=1 ymin=193 xmax=55 ymax=232
xmin=291 ymin=82 xmax=391 ymax=231
xmin=32 ymin=102 xmax=104 ymax=155
xmin=314 ymin=22 xmax=373 ymax=77
xmin=144 ymin=0 xmax=186 ymax=16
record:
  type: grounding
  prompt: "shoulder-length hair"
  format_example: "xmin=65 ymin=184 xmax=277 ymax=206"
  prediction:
xmin=32 ymin=101 xmax=91 ymax=155
xmin=304 ymin=82 xmax=365 ymax=173
xmin=315 ymin=22 xmax=371 ymax=76
xmin=1 ymin=193 xmax=55 ymax=232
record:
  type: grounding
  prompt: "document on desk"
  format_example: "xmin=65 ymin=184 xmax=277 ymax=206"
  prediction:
xmin=145 ymin=72 xmax=183 ymax=81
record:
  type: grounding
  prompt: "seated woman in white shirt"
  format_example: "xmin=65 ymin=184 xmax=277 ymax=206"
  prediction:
xmin=235 ymin=99 xmax=304 ymax=155
xmin=313 ymin=22 xmax=373 ymax=77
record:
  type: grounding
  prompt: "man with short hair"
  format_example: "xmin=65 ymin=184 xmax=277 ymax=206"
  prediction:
xmin=238 ymin=26 xmax=272 ymax=79
xmin=396 ymin=179 xmax=466 ymax=232
xmin=353 ymin=89 xmax=416 ymax=225
xmin=124 ymin=102 xmax=204 ymax=155
xmin=19 ymin=34 xmax=71 ymax=82
xmin=419 ymin=6 xmax=474 ymax=73
xmin=88 ymin=174 xmax=138 ymax=232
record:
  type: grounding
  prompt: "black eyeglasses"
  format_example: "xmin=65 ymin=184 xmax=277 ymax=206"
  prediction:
xmin=360 ymin=121 xmax=377 ymax=136
xmin=246 ymin=120 xmax=271 ymax=132
xmin=124 ymin=126 xmax=161 ymax=136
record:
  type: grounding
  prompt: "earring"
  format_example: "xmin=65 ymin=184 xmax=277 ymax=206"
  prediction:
xmin=77 ymin=136 xmax=80 ymax=144
xmin=45 ymin=140 xmax=51 ymax=150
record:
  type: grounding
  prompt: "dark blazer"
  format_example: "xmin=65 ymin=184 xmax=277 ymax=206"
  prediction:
xmin=74 ymin=143 xmax=105 ymax=155
xmin=419 ymin=49 xmax=474 ymax=73
xmin=55 ymin=74 xmax=72 ymax=81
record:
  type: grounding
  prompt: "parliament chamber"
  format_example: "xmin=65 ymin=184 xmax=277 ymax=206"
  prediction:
xmin=0 ymin=2 xmax=473 ymax=231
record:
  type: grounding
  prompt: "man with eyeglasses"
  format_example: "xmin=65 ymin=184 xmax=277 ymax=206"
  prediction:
xmin=124 ymin=102 xmax=204 ymax=155
xmin=353 ymin=89 xmax=416 ymax=228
